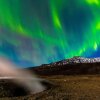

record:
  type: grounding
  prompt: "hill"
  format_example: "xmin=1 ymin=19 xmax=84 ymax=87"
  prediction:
xmin=29 ymin=57 xmax=100 ymax=75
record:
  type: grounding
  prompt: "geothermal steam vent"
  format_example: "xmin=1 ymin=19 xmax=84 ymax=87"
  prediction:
xmin=0 ymin=58 xmax=50 ymax=97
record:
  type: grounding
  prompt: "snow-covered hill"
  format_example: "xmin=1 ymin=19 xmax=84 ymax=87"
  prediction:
xmin=46 ymin=56 xmax=100 ymax=67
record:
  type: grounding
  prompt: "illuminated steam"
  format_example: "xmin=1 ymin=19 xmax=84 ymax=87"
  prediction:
xmin=0 ymin=57 xmax=45 ymax=94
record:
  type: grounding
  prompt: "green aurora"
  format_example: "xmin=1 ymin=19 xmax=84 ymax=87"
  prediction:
xmin=0 ymin=0 xmax=100 ymax=67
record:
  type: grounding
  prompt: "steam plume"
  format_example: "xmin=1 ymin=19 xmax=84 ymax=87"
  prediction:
xmin=0 ymin=57 xmax=45 ymax=94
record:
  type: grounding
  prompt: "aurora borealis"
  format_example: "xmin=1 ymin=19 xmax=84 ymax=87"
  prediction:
xmin=0 ymin=0 xmax=100 ymax=67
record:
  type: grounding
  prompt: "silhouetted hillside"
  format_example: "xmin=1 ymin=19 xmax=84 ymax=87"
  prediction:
xmin=29 ymin=57 xmax=100 ymax=75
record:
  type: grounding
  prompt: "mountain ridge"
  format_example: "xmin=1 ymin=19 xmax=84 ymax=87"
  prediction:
xmin=29 ymin=56 xmax=100 ymax=75
xmin=41 ymin=56 xmax=100 ymax=67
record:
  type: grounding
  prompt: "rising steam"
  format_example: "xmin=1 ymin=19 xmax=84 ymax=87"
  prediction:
xmin=0 ymin=57 xmax=45 ymax=94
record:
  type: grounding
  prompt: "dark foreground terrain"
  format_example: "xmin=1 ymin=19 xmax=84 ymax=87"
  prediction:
xmin=1 ymin=60 xmax=100 ymax=100
xmin=0 ymin=75 xmax=100 ymax=100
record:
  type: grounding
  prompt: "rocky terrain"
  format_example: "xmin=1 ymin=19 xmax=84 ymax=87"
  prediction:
xmin=30 ymin=56 xmax=100 ymax=75
xmin=1 ymin=75 xmax=100 ymax=100
xmin=1 ymin=56 xmax=100 ymax=100
xmin=40 ymin=56 xmax=100 ymax=66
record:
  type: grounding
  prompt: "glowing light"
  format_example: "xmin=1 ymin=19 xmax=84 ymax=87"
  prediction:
xmin=53 ymin=10 xmax=62 ymax=29
xmin=0 ymin=0 xmax=100 ymax=67
xmin=94 ymin=42 xmax=98 ymax=50
xmin=86 ymin=0 xmax=99 ymax=5
xmin=50 ymin=1 xmax=62 ymax=30
xmin=96 ymin=22 xmax=100 ymax=30
xmin=86 ymin=0 xmax=100 ymax=5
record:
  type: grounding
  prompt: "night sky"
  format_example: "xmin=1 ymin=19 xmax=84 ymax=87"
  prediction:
xmin=0 ymin=0 xmax=100 ymax=67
